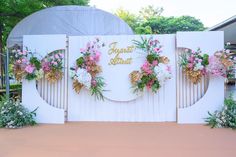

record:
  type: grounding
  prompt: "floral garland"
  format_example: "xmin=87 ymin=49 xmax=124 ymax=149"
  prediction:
xmin=207 ymin=50 xmax=234 ymax=77
xmin=70 ymin=38 xmax=106 ymax=100
xmin=179 ymin=48 xmax=209 ymax=84
xmin=42 ymin=50 xmax=64 ymax=83
xmin=130 ymin=36 xmax=172 ymax=93
xmin=13 ymin=49 xmax=43 ymax=81
xmin=180 ymin=48 xmax=235 ymax=83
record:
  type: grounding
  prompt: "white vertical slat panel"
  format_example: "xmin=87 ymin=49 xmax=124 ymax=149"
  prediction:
xmin=33 ymin=35 xmax=67 ymax=117
xmin=177 ymin=48 xmax=209 ymax=109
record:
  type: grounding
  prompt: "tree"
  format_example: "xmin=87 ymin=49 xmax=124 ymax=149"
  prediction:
xmin=139 ymin=5 xmax=163 ymax=21
xmin=0 ymin=0 xmax=89 ymax=87
xmin=141 ymin=16 xmax=205 ymax=34
xmin=115 ymin=8 xmax=139 ymax=32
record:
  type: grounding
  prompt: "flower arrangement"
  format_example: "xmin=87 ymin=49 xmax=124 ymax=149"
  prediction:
xmin=205 ymin=94 xmax=236 ymax=129
xmin=0 ymin=96 xmax=37 ymax=129
xmin=207 ymin=50 xmax=234 ymax=77
xmin=179 ymin=48 xmax=209 ymax=84
xmin=42 ymin=50 xmax=64 ymax=83
xmin=70 ymin=38 xmax=106 ymax=100
xmin=13 ymin=49 xmax=43 ymax=81
xmin=130 ymin=36 xmax=172 ymax=93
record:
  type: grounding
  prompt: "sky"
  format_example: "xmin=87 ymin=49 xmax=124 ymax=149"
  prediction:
xmin=89 ymin=0 xmax=236 ymax=28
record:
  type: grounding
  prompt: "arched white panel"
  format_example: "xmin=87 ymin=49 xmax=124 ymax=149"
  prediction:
xmin=176 ymin=31 xmax=224 ymax=123
xmin=22 ymin=35 xmax=67 ymax=123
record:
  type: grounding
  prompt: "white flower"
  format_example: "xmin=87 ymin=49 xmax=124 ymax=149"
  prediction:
xmin=35 ymin=69 xmax=44 ymax=80
xmin=154 ymin=63 xmax=172 ymax=84
xmin=76 ymin=68 xmax=92 ymax=89
xmin=194 ymin=63 xmax=204 ymax=71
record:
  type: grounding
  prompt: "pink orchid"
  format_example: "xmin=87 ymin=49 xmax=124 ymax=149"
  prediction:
xmin=94 ymin=52 xmax=101 ymax=61
xmin=154 ymin=47 xmax=160 ymax=53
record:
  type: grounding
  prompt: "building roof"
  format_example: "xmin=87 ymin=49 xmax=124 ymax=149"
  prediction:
xmin=208 ymin=15 xmax=236 ymax=45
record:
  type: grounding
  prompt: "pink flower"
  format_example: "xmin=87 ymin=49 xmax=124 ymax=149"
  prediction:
xmin=141 ymin=61 xmax=153 ymax=75
xmin=25 ymin=64 xmax=35 ymax=74
xmin=80 ymin=48 xmax=86 ymax=52
xmin=42 ymin=62 xmax=51 ymax=72
xmin=94 ymin=52 xmax=101 ymax=61
xmin=55 ymin=54 xmax=59 ymax=59
xmin=146 ymin=80 xmax=154 ymax=89
xmin=91 ymin=79 xmax=97 ymax=86
xmin=154 ymin=47 xmax=160 ymax=53
xmin=152 ymin=60 xmax=158 ymax=66
xmin=53 ymin=62 xmax=58 ymax=66
xmin=188 ymin=63 xmax=193 ymax=69
xmin=89 ymin=56 xmax=94 ymax=61
xmin=86 ymin=66 xmax=91 ymax=72
xmin=86 ymin=42 xmax=91 ymax=49
xmin=166 ymin=65 xmax=171 ymax=72
xmin=22 ymin=51 xmax=27 ymax=55
xmin=21 ymin=58 xmax=28 ymax=63
xmin=59 ymin=53 xmax=64 ymax=58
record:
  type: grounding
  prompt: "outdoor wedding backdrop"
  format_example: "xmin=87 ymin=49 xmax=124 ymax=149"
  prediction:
xmin=4 ymin=6 xmax=228 ymax=124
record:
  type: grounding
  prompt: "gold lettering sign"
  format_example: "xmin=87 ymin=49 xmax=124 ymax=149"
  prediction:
xmin=108 ymin=42 xmax=135 ymax=65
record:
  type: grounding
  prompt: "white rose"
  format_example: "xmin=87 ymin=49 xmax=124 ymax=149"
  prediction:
xmin=76 ymin=68 xmax=92 ymax=89
xmin=154 ymin=63 xmax=171 ymax=84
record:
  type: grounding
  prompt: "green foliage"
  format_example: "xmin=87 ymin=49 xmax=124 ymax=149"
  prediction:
xmin=76 ymin=57 xmax=85 ymax=67
xmin=0 ymin=96 xmax=37 ymax=128
xmin=202 ymin=54 xmax=209 ymax=66
xmin=135 ymin=26 xmax=152 ymax=34
xmin=90 ymin=77 xmax=106 ymax=100
xmin=115 ymin=7 xmax=205 ymax=34
xmin=30 ymin=57 xmax=41 ymax=70
xmin=146 ymin=53 xmax=159 ymax=64
xmin=115 ymin=8 xmax=140 ymax=32
xmin=141 ymin=16 xmax=205 ymax=34
xmin=25 ymin=73 xmax=37 ymax=80
xmin=206 ymin=95 xmax=236 ymax=129
xmin=3 ymin=84 xmax=22 ymax=90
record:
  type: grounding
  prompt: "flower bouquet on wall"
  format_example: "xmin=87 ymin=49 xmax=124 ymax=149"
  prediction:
xmin=70 ymin=38 xmax=106 ymax=100
xmin=42 ymin=50 xmax=64 ymax=83
xmin=13 ymin=49 xmax=43 ymax=81
xmin=130 ymin=36 xmax=172 ymax=93
xmin=207 ymin=50 xmax=234 ymax=77
xmin=179 ymin=48 xmax=209 ymax=84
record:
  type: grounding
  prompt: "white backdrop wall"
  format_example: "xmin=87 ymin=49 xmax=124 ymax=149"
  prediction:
xmin=68 ymin=35 xmax=177 ymax=122
xmin=21 ymin=32 xmax=224 ymax=124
